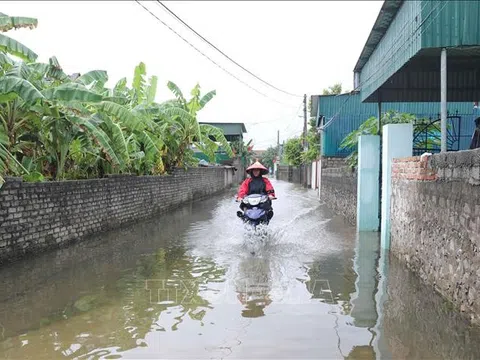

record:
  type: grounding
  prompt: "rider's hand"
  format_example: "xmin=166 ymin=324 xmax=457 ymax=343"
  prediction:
xmin=268 ymin=195 xmax=276 ymax=200
xmin=236 ymin=197 xmax=243 ymax=202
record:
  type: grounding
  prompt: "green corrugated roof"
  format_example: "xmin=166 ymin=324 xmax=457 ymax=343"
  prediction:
xmin=356 ymin=0 xmax=480 ymax=103
xmin=199 ymin=122 xmax=247 ymax=135
xmin=358 ymin=0 xmax=422 ymax=102
xmin=354 ymin=0 xmax=404 ymax=73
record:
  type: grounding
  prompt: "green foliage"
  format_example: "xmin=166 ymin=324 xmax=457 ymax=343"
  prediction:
xmin=322 ymin=83 xmax=343 ymax=95
xmin=303 ymin=118 xmax=320 ymax=162
xmin=283 ymin=136 xmax=303 ymax=166
xmin=260 ymin=145 xmax=278 ymax=169
xmin=0 ymin=16 xmax=232 ymax=185
xmin=231 ymin=139 xmax=253 ymax=166
xmin=0 ymin=13 xmax=37 ymax=62
xmin=339 ymin=111 xmax=441 ymax=168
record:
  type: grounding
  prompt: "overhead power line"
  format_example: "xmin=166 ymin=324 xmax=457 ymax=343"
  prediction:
xmin=155 ymin=0 xmax=303 ymax=99
xmin=135 ymin=1 xmax=297 ymax=108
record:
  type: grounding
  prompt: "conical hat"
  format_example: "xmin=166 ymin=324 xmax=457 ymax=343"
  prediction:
xmin=246 ymin=161 xmax=268 ymax=175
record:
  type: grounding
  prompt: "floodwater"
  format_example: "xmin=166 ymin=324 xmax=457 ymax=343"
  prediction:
xmin=1 ymin=179 xmax=480 ymax=359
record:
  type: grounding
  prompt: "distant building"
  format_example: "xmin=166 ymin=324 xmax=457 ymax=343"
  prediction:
xmin=199 ymin=122 xmax=247 ymax=143
xmin=194 ymin=122 xmax=247 ymax=165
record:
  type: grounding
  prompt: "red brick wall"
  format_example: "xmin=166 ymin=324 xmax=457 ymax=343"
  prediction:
xmin=392 ymin=156 xmax=437 ymax=181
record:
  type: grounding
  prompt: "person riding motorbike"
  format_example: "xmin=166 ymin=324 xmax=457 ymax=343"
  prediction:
xmin=236 ymin=161 xmax=276 ymax=220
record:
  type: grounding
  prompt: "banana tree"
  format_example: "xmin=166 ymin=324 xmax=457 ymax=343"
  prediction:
xmin=99 ymin=62 xmax=167 ymax=175
xmin=0 ymin=56 xmax=124 ymax=180
xmin=0 ymin=12 xmax=38 ymax=62
xmin=0 ymin=56 xmax=46 ymax=179
xmin=165 ymin=81 xmax=233 ymax=167
xmin=231 ymin=139 xmax=254 ymax=167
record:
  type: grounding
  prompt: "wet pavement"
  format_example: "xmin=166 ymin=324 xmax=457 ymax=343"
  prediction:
xmin=1 ymin=179 xmax=480 ymax=359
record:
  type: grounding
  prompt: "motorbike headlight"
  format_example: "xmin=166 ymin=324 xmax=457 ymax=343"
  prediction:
xmin=248 ymin=198 xmax=261 ymax=206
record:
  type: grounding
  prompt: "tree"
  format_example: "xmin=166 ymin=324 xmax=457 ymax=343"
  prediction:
xmin=0 ymin=59 xmax=231 ymax=181
xmin=0 ymin=12 xmax=38 ymax=62
xmin=231 ymin=139 xmax=254 ymax=167
xmin=283 ymin=136 xmax=303 ymax=166
xmin=260 ymin=145 xmax=278 ymax=169
xmin=322 ymin=83 xmax=342 ymax=95
xmin=164 ymin=81 xmax=233 ymax=171
xmin=303 ymin=118 xmax=320 ymax=162
xmin=0 ymin=16 xmax=233 ymax=184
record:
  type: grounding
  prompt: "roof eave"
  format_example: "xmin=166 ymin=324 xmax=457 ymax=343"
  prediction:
xmin=353 ymin=0 xmax=404 ymax=73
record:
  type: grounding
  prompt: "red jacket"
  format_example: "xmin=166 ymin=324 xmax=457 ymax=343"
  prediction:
xmin=237 ymin=177 xmax=276 ymax=199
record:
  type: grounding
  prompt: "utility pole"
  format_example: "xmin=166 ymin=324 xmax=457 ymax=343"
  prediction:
xmin=277 ymin=130 xmax=280 ymax=162
xmin=303 ymin=94 xmax=308 ymax=187
xmin=441 ymin=48 xmax=447 ymax=152
xmin=275 ymin=130 xmax=280 ymax=178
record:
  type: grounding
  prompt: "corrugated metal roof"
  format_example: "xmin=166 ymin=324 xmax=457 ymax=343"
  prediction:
xmin=359 ymin=0 xmax=423 ymax=102
xmin=362 ymin=46 xmax=480 ymax=102
xmin=358 ymin=0 xmax=480 ymax=103
xmin=199 ymin=122 xmax=247 ymax=134
xmin=354 ymin=0 xmax=404 ymax=73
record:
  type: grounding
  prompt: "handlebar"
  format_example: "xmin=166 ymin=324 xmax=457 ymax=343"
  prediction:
xmin=235 ymin=196 xmax=277 ymax=202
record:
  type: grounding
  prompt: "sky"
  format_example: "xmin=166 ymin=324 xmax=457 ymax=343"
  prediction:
xmin=3 ymin=1 xmax=383 ymax=150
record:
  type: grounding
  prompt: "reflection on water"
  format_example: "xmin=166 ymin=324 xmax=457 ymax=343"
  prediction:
xmin=0 ymin=180 xmax=480 ymax=359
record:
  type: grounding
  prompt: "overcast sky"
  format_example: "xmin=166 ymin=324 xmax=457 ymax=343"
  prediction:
xmin=3 ymin=1 xmax=382 ymax=149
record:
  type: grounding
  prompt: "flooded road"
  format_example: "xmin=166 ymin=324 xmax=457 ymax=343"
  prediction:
xmin=1 ymin=179 xmax=480 ymax=359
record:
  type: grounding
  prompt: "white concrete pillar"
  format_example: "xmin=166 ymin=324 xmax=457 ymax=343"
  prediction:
xmin=318 ymin=159 xmax=323 ymax=200
xmin=380 ymin=123 xmax=413 ymax=250
xmin=357 ymin=135 xmax=380 ymax=231
xmin=311 ymin=161 xmax=317 ymax=189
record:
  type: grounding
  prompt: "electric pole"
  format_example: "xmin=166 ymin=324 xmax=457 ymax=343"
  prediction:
xmin=277 ymin=130 xmax=280 ymax=161
xmin=275 ymin=130 xmax=280 ymax=178
xmin=303 ymin=94 xmax=308 ymax=187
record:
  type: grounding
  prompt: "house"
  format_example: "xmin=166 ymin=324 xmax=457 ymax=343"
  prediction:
xmin=194 ymin=122 xmax=247 ymax=165
xmin=199 ymin=122 xmax=247 ymax=143
xmin=311 ymin=92 xmax=475 ymax=157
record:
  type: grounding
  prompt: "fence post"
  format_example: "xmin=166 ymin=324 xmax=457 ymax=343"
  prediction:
xmin=381 ymin=123 xmax=413 ymax=249
xmin=357 ymin=135 xmax=380 ymax=231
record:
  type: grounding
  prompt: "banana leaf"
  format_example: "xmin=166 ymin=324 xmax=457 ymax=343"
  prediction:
xmin=0 ymin=33 xmax=37 ymax=62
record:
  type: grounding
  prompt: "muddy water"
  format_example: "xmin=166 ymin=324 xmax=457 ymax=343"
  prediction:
xmin=0 ymin=179 xmax=479 ymax=359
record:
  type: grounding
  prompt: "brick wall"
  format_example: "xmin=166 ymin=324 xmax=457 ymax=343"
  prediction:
xmin=0 ymin=167 xmax=234 ymax=265
xmin=392 ymin=156 xmax=437 ymax=181
xmin=390 ymin=149 xmax=480 ymax=324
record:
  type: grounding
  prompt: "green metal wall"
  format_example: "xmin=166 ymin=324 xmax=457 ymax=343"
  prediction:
xmin=194 ymin=151 xmax=232 ymax=164
xmin=360 ymin=0 xmax=480 ymax=102
xmin=319 ymin=93 xmax=475 ymax=157
xmin=421 ymin=0 xmax=480 ymax=48
xmin=360 ymin=0 xmax=422 ymax=102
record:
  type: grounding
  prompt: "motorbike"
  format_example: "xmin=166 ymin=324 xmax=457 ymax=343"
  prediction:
xmin=236 ymin=194 xmax=275 ymax=228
